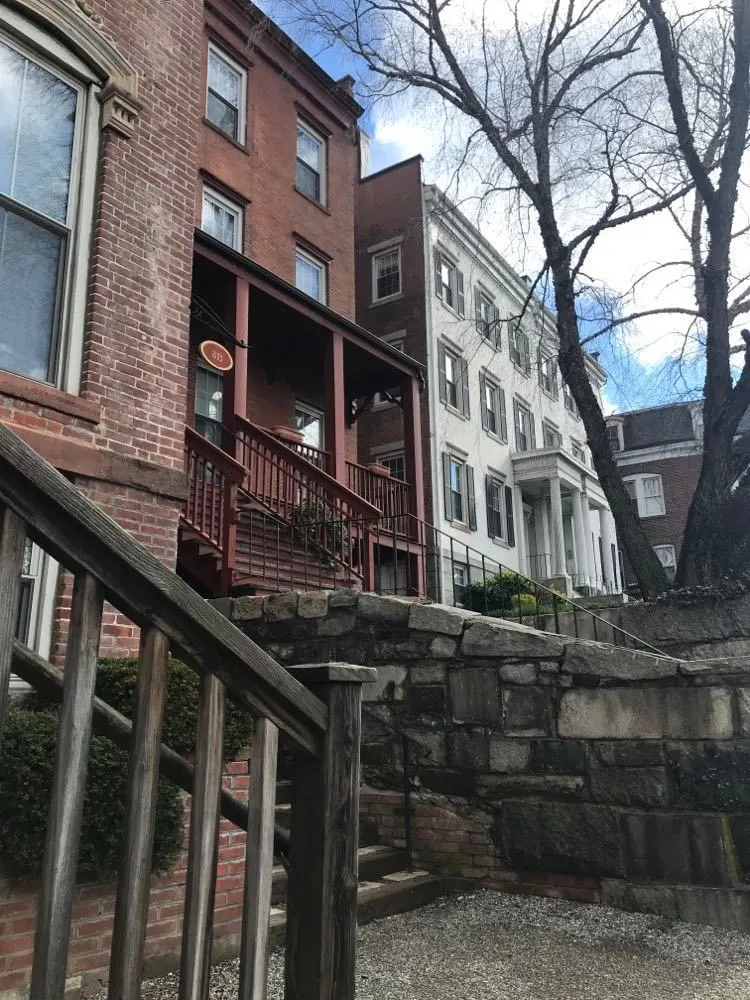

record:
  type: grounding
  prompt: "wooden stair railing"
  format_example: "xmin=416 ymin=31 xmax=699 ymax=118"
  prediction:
xmin=0 ymin=420 xmax=367 ymax=1000
xmin=346 ymin=461 xmax=411 ymax=520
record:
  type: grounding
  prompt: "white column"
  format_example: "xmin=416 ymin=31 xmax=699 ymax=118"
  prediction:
xmin=580 ymin=492 xmax=595 ymax=588
xmin=599 ymin=508 xmax=618 ymax=592
xmin=571 ymin=489 xmax=588 ymax=588
xmin=533 ymin=499 xmax=551 ymax=578
xmin=514 ymin=484 xmax=526 ymax=576
xmin=549 ymin=476 xmax=566 ymax=576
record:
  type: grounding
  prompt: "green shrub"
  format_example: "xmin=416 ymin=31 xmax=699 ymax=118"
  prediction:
xmin=466 ymin=569 xmax=535 ymax=613
xmin=510 ymin=592 xmax=539 ymax=616
xmin=31 ymin=658 xmax=254 ymax=759
xmin=0 ymin=708 xmax=184 ymax=879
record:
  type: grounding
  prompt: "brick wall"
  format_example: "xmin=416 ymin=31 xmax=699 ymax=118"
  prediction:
xmin=0 ymin=762 xmax=249 ymax=997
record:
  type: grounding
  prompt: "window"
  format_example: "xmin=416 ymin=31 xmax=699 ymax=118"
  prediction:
xmin=378 ymin=451 xmax=405 ymax=481
xmin=563 ymin=383 xmax=579 ymax=417
xmin=538 ymin=351 xmax=559 ymax=399
xmin=296 ymin=119 xmax=326 ymax=205
xmin=624 ymin=473 xmax=666 ymax=518
xmin=295 ymin=247 xmax=327 ymax=303
xmin=442 ymin=452 xmax=476 ymax=528
xmin=485 ymin=475 xmax=515 ymax=545
xmin=194 ymin=364 xmax=224 ymax=445
xmin=542 ymin=421 xmax=562 ymax=449
xmin=201 ymin=186 xmax=243 ymax=250
xmin=479 ymin=372 xmax=507 ymax=441
xmin=475 ymin=287 xmax=500 ymax=341
xmin=571 ymin=440 xmax=586 ymax=464
xmin=372 ymin=247 xmax=401 ymax=301
xmin=0 ymin=29 xmax=93 ymax=386
xmin=509 ymin=322 xmax=531 ymax=375
xmin=206 ymin=44 xmax=246 ymax=143
xmin=433 ymin=249 xmax=465 ymax=316
xmin=373 ymin=335 xmax=404 ymax=407
xmin=438 ymin=342 xmax=470 ymax=417
xmin=452 ymin=562 xmax=469 ymax=606
xmin=14 ymin=538 xmax=55 ymax=659
xmin=513 ymin=398 xmax=536 ymax=452
xmin=607 ymin=422 xmax=623 ymax=452
xmin=654 ymin=544 xmax=677 ymax=582
xmin=294 ymin=402 xmax=324 ymax=449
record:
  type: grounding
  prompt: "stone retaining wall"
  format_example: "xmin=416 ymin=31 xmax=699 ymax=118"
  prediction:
xmin=231 ymin=590 xmax=750 ymax=931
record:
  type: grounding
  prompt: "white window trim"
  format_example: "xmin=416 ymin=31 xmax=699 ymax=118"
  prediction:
xmin=654 ymin=543 xmax=677 ymax=580
xmin=434 ymin=247 xmax=462 ymax=315
xmin=539 ymin=353 xmax=559 ymax=399
xmin=482 ymin=373 xmax=507 ymax=443
xmin=296 ymin=118 xmax=327 ymax=207
xmin=371 ymin=245 xmax=402 ymax=303
xmin=607 ymin=419 xmax=625 ymax=452
xmin=201 ymin=184 xmax=244 ymax=251
xmin=509 ymin=322 xmax=531 ymax=376
xmin=206 ymin=42 xmax=247 ymax=145
xmin=542 ymin=420 xmax=562 ymax=449
xmin=624 ymin=473 xmax=666 ymax=518
xmin=447 ymin=453 xmax=469 ymax=527
xmin=295 ymin=246 xmax=327 ymax=304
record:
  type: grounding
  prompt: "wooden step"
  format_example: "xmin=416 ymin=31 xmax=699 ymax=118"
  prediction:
xmin=270 ymin=844 xmax=410 ymax=905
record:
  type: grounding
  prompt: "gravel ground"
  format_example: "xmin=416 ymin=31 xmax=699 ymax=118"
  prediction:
xmin=104 ymin=891 xmax=750 ymax=999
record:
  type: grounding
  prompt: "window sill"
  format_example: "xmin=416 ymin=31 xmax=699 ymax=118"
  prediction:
xmin=444 ymin=403 xmax=470 ymax=421
xmin=436 ymin=297 xmax=464 ymax=320
xmin=0 ymin=370 xmax=100 ymax=425
xmin=541 ymin=386 xmax=560 ymax=403
xmin=512 ymin=362 xmax=532 ymax=378
xmin=294 ymin=186 xmax=331 ymax=215
xmin=370 ymin=293 xmax=404 ymax=307
xmin=448 ymin=520 xmax=473 ymax=534
xmin=203 ymin=118 xmax=249 ymax=154
xmin=639 ymin=511 xmax=667 ymax=520
xmin=490 ymin=535 xmax=512 ymax=549
xmin=484 ymin=429 xmax=508 ymax=445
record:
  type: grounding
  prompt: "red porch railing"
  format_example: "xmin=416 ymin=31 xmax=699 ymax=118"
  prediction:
xmin=294 ymin=441 xmax=331 ymax=472
xmin=346 ymin=461 xmax=411 ymax=519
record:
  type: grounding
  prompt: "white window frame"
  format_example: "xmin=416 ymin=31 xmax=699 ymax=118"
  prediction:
xmin=486 ymin=474 xmax=508 ymax=541
xmin=0 ymin=11 xmax=100 ymax=394
xmin=296 ymin=118 xmax=327 ymax=206
xmin=371 ymin=246 xmax=402 ymax=302
xmin=295 ymin=246 xmax=327 ymax=303
xmin=607 ymin=420 xmax=624 ymax=451
xmin=542 ymin=420 xmax=562 ymax=449
xmin=515 ymin=398 xmax=535 ymax=452
xmin=15 ymin=540 xmax=57 ymax=664
xmin=377 ymin=450 xmax=406 ymax=482
xmin=539 ymin=353 xmax=559 ymax=399
xmin=475 ymin=286 xmax=496 ymax=339
xmin=563 ymin=382 xmax=580 ymax=418
xmin=624 ymin=473 xmax=666 ymax=518
xmin=433 ymin=247 xmax=465 ymax=316
xmin=373 ymin=333 xmax=405 ymax=408
xmin=571 ymin=439 xmax=586 ymax=465
xmin=654 ymin=543 xmax=677 ymax=581
xmin=201 ymin=184 xmax=243 ymax=251
xmin=481 ymin=373 xmax=507 ymax=442
xmin=509 ymin=322 xmax=531 ymax=375
xmin=447 ymin=454 xmax=468 ymax=525
xmin=206 ymin=42 xmax=246 ymax=144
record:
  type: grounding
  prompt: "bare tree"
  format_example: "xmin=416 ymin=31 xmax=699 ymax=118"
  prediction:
xmin=273 ymin=0 xmax=680 ymax=595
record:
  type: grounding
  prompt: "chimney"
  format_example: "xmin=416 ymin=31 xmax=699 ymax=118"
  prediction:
xmin=337 ymin=74 xmax=355 ymax=96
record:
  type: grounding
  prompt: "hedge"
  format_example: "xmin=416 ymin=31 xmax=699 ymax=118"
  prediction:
xmin=0 ymin=708 xmax=184 ymax=879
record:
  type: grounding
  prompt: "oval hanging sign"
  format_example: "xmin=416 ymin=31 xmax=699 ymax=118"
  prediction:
xmin=199 ymin=340 xmax=234 ymax=372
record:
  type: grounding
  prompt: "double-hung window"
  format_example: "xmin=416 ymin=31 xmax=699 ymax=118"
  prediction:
xmin=485 ymin=475 xmax=515 ymax=545
xmin=201 ymin=185 xmax=243 ymax=250
xmin=296 ymin=119 xmax=326 ymax=205
xmin=438 ymin=342 xmax=469 ymax=416
xmin=372 ymin=247 xmax=401 ymax=301
xmin=442 ymin=452 xmax=476 ymax=529
xmin=509 ymin=322 xmax=531 ymax=375
xmin=625 ymin=474 xmax=665 ymax=518
xmin=654 ymin=544 xmax=677 ymax=582
xmin=378 ymin=451 xmax=406 ymax=481
xmin=542 ymin=421 xmax=562 ymax=449
xmin=194 ymin=364 xmax=224 ymax=446
xmin=563 ymin=382 xmax=579 ymax=417
xmin=0 ymin=30 xmax=95 ymax=387
xmin=433 ymin=249 xmax=465 ymax=315
xmin=475 ymin=286 xmax=499 ymax=341
xmin=571 ymin=440 xmax=586 ymax=464
xmin=538 ymin=351 xmax=559 ymax=398
xmin=479 ymin=372 xmax=507 ymax=441
xmin=295 ymin=246 xmax=327 ymax=303
xmin=607 ymin=421 xmax=623 ymax=451
xmin=513 ymin=398 xmax=536 ymax=452
xmin=206 ymin=44 xmax=246 ymax=143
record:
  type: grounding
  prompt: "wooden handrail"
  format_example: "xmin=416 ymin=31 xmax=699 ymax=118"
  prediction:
xmin=185 ymin=425 xmax=245 ymax=483
xmin=0 ymin=419 xmax=326 ymax=754
xmin=346 ymin=460 xmax=411 ymax=518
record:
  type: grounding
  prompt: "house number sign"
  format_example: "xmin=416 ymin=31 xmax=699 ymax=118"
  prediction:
xmin=199 ymin=340 xmax=234 ymax=372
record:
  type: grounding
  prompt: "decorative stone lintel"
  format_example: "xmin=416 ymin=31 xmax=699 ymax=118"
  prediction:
xmin=100 ymin=83 xmax=142 ymax=139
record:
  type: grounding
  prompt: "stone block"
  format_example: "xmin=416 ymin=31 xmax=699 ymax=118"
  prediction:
xmin=499 ymin=662 xmax=537 ymax=685
xmin=503 ymin=687 xmax=554 ymax=737
xmin=489 ymin=738 xmax=530 ymax=774
xmin=362 ymin=664 xmax=407 ymax=703
xmin=600 ymin=880 xmax=679 ymax=920
xmin=357 ymin=593 xmax=411 ymax=624
xmin=449 ymin=669 xmax=499 ymax=724
xmin=429 ymin=635 xmax=459 ymax=658
xmin=408 ymin=685 xmax=447 ymax=715
xmin=316 ymin=611 xmax=356 ymax=637
xmin=461 ymin=619 xmax=566 ymax=659
xmin=264 ymin=592 xmax=298 ymax=621
xmin=680 ymin=657 xmax=750 ymax=677
xmin=675 ymin=886 xmax=750 ymax=931
xmin=529 ymin=740 xmax=586 ymax=775
xmin=593 ymin=741 xmax=664 ymax=767
xmin=296 ymin=591 xmax=330 ymax=619
xmin=558 ymin=688 xmax=733 ymax=740
xmin=667 ymin=743 xmax=750 ymax=809
xmin=409 ymin=602 xmax=476 ymax=635
xmin=499 ymin=800 xmax=623 ymax=877
xmin=411 ymin=663 xmax=447 ymax=684
xmin=231 ymin=595 xmax=264 ymax=620
xmin=404 ymin=729 xmax=447 ymax=767
xmin=562 ymin=641 xmax=677 ymax=681
xmin=738 ymin=689 xmax=750 ymax=737
xmin=479 ymin=774 xmax=584 ymax=799
xmin=448 ymin=729 xmax=489 ymax=770
xmin=622 ymin=812 xmax=733 ymax=886
xmin=589 ymin=766 xmax=668 ymax=807
xmin=329 ymin=589 xmax=358 ymax=608
xmin=372 ymin=638 xmax=428 ymax=660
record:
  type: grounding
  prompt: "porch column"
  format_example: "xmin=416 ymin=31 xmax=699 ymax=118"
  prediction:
xmin=549 ymin=476 xmax=566 ymax=577
xmin=581 ymin=493 xmax=595 ymax=587
xmin=513 ymin=484 xmax=526 ymax=576
xmin=600 ymin=508 xmax=618 ymax=592
xmin=233 ymin=276 xmax=250 ymax=423
xmin=324 ymin=331 xmax=347 ymax=483
xmin=534 ymin=499 xmax=551 ymax=578
xmin=402 ymin=374 xmax=426 ymax=522
xmin=571 ymin=489 xmax=589 ymax=588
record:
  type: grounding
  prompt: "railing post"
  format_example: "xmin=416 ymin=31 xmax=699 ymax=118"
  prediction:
xmin=284 ymin=663 xmax=377 ymax=1000
xmin=0 ymin=505 xmax=26 ymax=741
xmin=222 ymin=475 xmax=238 ymax=594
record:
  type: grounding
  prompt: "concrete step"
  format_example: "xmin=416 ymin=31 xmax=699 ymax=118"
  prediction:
xmin=270 ymin=843 xmax=409 ymax=905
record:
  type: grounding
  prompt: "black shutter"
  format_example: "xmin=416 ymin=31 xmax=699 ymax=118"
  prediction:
xmin=438 ymin=341 xmax=447 ymax=404
xmin=485 ymin=474 xmax=495 ymax=537
xmin=442 ymin=451 xmax=452 ymax=520
xmin=529 ymin=411 xmax=536 ymax=449
xmin=460 ymin=357 xmax=470 ymax=417
xmin=456 ymin=269 xmax=465 ymax=317
xmin=537 ymin=346 xmax=544 ymax=389
xmin=434 ymin=248 xmax=443 ymax=299
xmin=475 ymin=286 xmax=483 ymax=334
xmin=492 ymin=305 xmax=501 ymax=347
xmin=505 ymin=485 xmax=515 ymax=546
xmin=513 ymin=398 xmax=521 ymax=449
xmin=466 ymin=465 xmax=476 ymax=530
xmin=479 ymin=372 xmax=488 ymax=431
xmin=499 ymin=389 xmax=508 ymax=441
